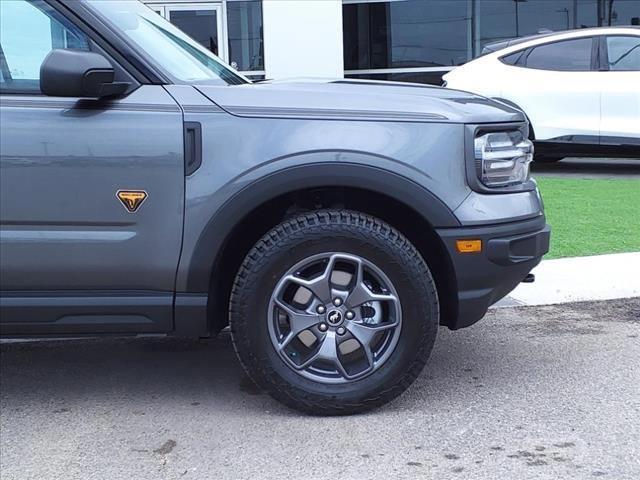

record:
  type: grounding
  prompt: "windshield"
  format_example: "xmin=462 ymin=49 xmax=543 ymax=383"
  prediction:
xmin=87 ymin=0 xmax=247 ymax=85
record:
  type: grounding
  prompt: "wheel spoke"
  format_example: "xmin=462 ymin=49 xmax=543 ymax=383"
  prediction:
xmin=285 ymin=255 xmax=340 ymax=304
xmin=347 ymin=320 xmax=398 ymax=357
xmin=277 ymin=331 xmax=297 ymax=352
xmin=316 ymin=331 xmax=350 ymax=378
xmin=295 ymin=331 xmax=349 ymax=378
xmin=274 ymin=299 xmax=320 ymax=339
xmin=341 ymin=255 xmax=398 ymax=307
xmin=362 ymin=344 xmax=374 ymax=369
xmin=347 ymin=281 xmax=397 ymax=308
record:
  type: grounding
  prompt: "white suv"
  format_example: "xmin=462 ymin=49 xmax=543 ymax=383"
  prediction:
xmin=443 ymin=27 xmax=640 ymax=162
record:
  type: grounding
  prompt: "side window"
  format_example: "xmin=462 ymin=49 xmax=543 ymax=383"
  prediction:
xmin=500 ymin=50 xmax=526 ymax=66
xmin=524 ymin=38 xmax=593 ymax=71
xmin=606 ymin=36 xmax=640 ymax=71
xmin=0 ymin=0 xmax=89 ymax=93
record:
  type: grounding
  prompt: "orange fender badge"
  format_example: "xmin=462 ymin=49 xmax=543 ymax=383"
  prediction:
xmin=116 ymin=190 xmax=148 ymax=213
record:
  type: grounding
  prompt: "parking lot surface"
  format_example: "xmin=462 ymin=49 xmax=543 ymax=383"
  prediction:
xmin=1 ymin=298 xmax=639 ymax=480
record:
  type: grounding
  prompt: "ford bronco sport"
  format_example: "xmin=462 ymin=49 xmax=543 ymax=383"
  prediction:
xmin=0 ymin=0 xmax=550 ymax=414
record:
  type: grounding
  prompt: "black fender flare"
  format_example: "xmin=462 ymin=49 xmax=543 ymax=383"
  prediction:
xmin=184 ymin=162 xmax=460 ymax=293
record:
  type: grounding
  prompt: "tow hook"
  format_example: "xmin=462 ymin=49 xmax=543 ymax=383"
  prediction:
xmin=522 ymin=273 xmax=535 ymax=283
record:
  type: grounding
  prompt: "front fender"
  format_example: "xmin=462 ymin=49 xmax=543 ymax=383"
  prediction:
xmin=177 ymin=153 xmax=461 ymax=293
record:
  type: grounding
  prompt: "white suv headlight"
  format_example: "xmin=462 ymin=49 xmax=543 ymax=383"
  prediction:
xmin=474 ymin=131 xmax=533 ymax=188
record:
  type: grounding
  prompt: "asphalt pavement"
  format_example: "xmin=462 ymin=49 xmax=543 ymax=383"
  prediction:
xmin=1 ymin=298 xmax=639 ymax=480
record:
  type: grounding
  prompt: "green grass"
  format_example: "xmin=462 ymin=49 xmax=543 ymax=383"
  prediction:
xmin=536 ymin=177 xmax=640 ymax=259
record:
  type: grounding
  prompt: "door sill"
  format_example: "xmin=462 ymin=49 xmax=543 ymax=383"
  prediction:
xmin=0 ymin=290 xmax=173 ymax=336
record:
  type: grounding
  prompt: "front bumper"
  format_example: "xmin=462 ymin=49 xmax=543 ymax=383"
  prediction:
xmin=437 ymin=215 xmax=550 ymax=330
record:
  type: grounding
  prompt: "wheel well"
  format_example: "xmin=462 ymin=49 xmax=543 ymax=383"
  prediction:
xmin=206 ymin=187 xmax=458 ymax=333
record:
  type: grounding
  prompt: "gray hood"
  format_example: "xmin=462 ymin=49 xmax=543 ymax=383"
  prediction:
xmin=195 ymin=78 xmax=524 ymax=124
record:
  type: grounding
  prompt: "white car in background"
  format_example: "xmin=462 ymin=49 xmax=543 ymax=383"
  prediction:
xmin=443 ymin=27 xmax=640 ymax=162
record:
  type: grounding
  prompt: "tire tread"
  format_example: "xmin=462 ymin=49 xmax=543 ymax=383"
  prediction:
xmin=229 ymin=210 xmax=439 ymax=415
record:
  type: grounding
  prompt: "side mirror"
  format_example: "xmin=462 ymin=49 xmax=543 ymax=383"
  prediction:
xmin=40 ymin=49 xmax=130 ymax=98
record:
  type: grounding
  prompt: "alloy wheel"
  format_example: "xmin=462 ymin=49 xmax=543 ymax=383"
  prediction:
xmin=268 ymin=252 xmax=402 ymax=384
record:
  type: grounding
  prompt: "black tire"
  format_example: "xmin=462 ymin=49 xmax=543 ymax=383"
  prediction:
xmin=534 ymin=154 xmax=564 ymax=163
xmin=229 ymin=210 xmax=439 ymax=415
xmin=526 ymin=114 xmax=563 ymax=164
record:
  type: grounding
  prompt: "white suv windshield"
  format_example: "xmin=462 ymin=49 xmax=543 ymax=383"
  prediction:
xmin=87 ymin=0 xmax=247 ymax=85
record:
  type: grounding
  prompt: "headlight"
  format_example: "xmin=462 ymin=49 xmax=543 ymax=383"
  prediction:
xmin=474 ymin=131 xmax=533 ymax=187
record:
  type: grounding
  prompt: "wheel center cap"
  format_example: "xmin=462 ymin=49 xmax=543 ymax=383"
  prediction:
xmin=326 ymin=310 xmax=343 ymax=326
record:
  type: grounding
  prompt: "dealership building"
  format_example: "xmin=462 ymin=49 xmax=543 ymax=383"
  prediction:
xmin=144 ymin=0 xmax=639 ymax=83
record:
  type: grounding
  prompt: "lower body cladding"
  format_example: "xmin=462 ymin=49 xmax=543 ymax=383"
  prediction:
xmin=437 ymin=215 xmax=550 ymax=330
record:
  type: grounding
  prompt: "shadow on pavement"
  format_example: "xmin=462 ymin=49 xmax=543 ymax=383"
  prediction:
xmin=0 ymin=327 xmax=492 ymax=417
xmin=1 ymin=299 xmax=637 ymax=417
xmin=0 ymin=332 xmax=277 ymax=412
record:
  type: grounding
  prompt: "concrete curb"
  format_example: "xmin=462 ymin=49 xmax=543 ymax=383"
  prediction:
xmin=493 ymin=251 xmax=640 ymax=308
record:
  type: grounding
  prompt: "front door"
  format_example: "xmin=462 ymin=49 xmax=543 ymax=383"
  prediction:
xmin=0 ymin=0 xmax=185 ymax=335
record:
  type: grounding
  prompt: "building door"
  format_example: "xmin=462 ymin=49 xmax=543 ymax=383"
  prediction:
xmin=158 ymin=3 xmax=226 ymax=60
xmin=145 ymin=1 xmax=265 ymax=79
xmin=148 ymin=5 xmax=166 ymax=17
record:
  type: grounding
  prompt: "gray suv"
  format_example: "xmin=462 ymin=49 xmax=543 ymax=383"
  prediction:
xmin=0 ymin=0 xmax=550 ymax=414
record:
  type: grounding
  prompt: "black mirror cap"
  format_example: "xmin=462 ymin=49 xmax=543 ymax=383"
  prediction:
xmin=40 ymin=49 xmax=130 ymax=98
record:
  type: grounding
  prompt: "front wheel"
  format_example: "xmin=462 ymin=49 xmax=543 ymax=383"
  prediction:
xmin=229 ymin=210 xmax=439 ymax=415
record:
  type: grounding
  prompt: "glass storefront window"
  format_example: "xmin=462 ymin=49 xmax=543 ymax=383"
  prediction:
xmin=227 ymin=0 xmax=264 ymax=71
xmin=345 ymin=70 xmax=448 ymax=85
xmin=604 ymin=0 xmax=640 ymax=26
xmin=344 ymin=0 xmax=640 ymax=85
xmin=169 ymin=8 xmax=221 ymax=56
xmin=477 ymin=0 xmax=599 ymax=52
xmin=343 ymin=0 xmax=472 ymax=70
